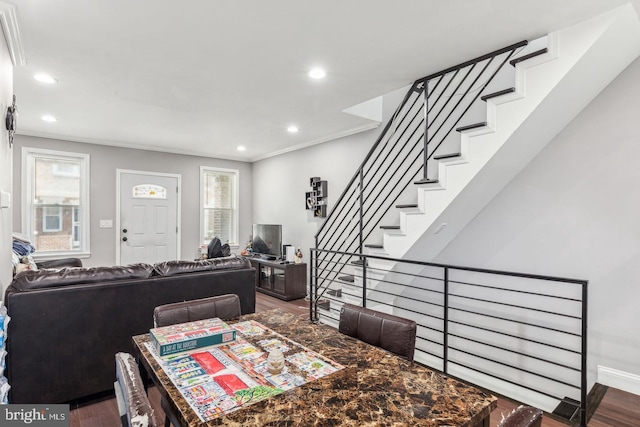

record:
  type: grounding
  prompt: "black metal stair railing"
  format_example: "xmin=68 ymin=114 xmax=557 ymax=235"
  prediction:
xmin=310 ymin=248 xmax=589 ymax=427
xmin=313 ymin=41 xmax=528 ymax=303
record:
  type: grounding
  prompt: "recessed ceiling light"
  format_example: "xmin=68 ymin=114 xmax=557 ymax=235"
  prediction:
xmin=308 ymin=68 xmax=326 ymax=79
xmin=34 ymin=73 xmax=58 ymax=84
xmin=42 ymin=115 xmax=57 ymax=122
xmin=287 ymin=125 xmax=299 ymax=133
xmin=237 ymin=145 xmax=246 ymax=152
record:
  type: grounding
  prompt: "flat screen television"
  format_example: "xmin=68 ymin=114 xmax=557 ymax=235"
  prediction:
xmin=251 ymin=224 xmax=282 ymax=260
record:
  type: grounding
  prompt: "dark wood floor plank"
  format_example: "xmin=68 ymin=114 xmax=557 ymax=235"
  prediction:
xmin=66 ymin=292 xmax=640 ymax=426
xmin=588 ymin=388 xmax=640 ymax=427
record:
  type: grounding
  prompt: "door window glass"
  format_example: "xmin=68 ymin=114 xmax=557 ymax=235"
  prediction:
xmin=132 ymin=184 xmax=167 ymax=199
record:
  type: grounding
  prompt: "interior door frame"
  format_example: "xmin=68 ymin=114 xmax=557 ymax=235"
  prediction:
xmin=116 ymin=169 xmax=182 ymax=265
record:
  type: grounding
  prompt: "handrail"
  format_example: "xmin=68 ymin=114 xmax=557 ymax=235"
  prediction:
xmin=314 ymin=81 xmax=421 ymax=240
xmin=416 ymin=40 xmax=528 ymax=83
xmin=310 ymin=247 xmax=588 ymax=427
xmin=315 ymin=41 xmax=528 ymax=259
xmin=311 ymin=248 xmax=587 ymax=284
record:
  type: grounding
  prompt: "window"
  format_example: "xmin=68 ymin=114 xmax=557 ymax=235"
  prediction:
xmin=200 ymin=167 xmax=238 ymax=247
xmin=132 ymin=184 xmax=167 ymax=199
xmin=23 ymin=148 xmax=90 ymax=257
xmin=42 ymin=207 xmax=62 ymax=232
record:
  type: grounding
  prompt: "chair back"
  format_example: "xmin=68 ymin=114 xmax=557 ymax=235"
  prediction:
xmin=338 ymin=303 xmax=417 ymax=361
xmin=153 ymin=294 xmax=241 ymax=327
xmin=114 ymin=352 xmax=158 ymax=427
xmin=498 ymin=405 xmax=543 ymax=427
xmin=207 ymin=237 xmax=222 ymax=258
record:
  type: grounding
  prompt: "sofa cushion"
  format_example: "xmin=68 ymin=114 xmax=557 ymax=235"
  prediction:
xmin=153 ymin=255 xmax=250 ymax=276
xmin=35 ymin=257 xmax=83 ymax=269
xmin=12 ymin=263 xmax=154 ymax=291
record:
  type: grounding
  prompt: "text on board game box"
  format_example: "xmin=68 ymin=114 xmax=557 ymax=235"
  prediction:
xmin=150 ymin=317 xmax=236 ymax=357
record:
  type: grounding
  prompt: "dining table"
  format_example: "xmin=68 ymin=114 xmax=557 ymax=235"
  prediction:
xmin=132 ymin=308 xmax=497 ymax=426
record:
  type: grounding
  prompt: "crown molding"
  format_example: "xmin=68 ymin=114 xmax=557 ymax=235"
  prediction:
xmin=0 ymin=1 xmax=26 ymax=66
xmin=250 ymin=122 xmax=381 ymax=162
xmin=17 ymin=121 xmax=383 ymax=164
xmin=15 ymin=129 xmax=254 ymax=163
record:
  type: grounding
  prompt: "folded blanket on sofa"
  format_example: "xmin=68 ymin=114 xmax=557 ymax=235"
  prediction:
xmin=12 ymin=240 xmax=35 ymax=257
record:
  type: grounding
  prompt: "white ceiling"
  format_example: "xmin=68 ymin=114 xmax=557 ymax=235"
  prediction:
xmin=8 ymin=0 xmax=640 ymax=161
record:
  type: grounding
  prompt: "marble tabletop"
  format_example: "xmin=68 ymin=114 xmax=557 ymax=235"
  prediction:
xmin=133 ymin=308 xmax=497 ymax=426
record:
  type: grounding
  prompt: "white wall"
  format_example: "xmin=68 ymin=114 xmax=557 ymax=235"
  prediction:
xmin=251 ymin=86 xmax=408 ymax=273
xmin=0 ymin=32 xmax=13 ymax=296
xmin=251 ymin=130 xmax=376 ymax=262
xmin=12 ymin=135 xmax=253 ymax=267
xmin=433 ymin=56 xmax=640 ymax=390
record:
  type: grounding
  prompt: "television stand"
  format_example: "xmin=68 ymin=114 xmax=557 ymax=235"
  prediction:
xmin=261 ymin=254 xmax=277 ymax=261
xmin=244 ymin=257 xmax=307 ymax=301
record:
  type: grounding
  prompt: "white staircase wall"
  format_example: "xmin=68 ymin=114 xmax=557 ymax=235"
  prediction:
xmin=381 ymin=4 xmax=640 ymax=262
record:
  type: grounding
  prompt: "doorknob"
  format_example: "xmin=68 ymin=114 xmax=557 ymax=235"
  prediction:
xmin=122 ymin=229 xmax=128 ymax=233
xmin=122 ymin=237 xmax=128 ymax=242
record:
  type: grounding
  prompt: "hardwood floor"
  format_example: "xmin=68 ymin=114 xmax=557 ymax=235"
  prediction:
xmin=588 ymin=387 xmax=640 ymax=427
xmin=67 ymin=292 xmax=639 ymax=426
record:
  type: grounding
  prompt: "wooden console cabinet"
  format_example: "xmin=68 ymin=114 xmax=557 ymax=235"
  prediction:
xmin=245 ymin=257 xmax=307 ymax=301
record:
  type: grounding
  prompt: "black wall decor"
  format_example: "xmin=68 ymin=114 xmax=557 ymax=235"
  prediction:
xmin=305 ymin=177 xmax=327 ymax=217
xmin=5 ymin=95 xmax=17 ymax=148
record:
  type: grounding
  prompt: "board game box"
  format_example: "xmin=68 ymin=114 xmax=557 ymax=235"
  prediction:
xmin=150 ymin=317 xmax=236 ymax=357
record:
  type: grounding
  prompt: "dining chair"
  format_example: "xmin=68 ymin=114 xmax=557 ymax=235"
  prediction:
xmin=153 ymin=294 xmax=242 ymax=328
xmin=152 ymin=294 xmax=241 ymax=426
xmin=114 ymin=352 xmax=158 ymax=427
xmin=497 ymin=405 xmax=544 ymax=427
xmin=338 ymin=303 xmax=417 ymax=362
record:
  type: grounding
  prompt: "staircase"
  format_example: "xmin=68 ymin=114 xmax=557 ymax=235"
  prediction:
xmin=312 ymin=4 xmax=640 ymax=318
xmin=388 ymin=6 xmax=640 ymax=262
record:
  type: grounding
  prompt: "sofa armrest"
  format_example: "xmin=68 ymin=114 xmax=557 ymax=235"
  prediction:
xmin=35 ymin=258 xmax=83 ymax=269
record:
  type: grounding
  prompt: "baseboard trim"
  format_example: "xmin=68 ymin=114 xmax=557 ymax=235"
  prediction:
xmin=597 ymin=365 xmax=640 ymax=396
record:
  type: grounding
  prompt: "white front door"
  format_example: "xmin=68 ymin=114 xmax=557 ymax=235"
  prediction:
xmin=117 ymin=170 xmax=180 ymax=265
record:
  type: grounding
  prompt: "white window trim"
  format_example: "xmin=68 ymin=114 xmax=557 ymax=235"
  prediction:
xmin=22 ymin=147 xmax=91 ymax=260
xmin=200 ymin=166 xmax=239 ymax=248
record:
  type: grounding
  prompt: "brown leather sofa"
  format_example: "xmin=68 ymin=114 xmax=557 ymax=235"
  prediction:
xmin=4 ymin=256 xmax=256 ymax=404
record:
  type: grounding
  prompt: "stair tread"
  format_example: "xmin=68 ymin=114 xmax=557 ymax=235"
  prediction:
xmin=396 ymin=203 xmax=418 ymax=209
xmin=338 ymin=275 xmax=354 ymax=282
xmin=364 ymin=243 xmax=383 ymax=248
xmin=380 ymin=225 xmax=400 ymax=229
xmin=317 ymin=299 xmax=330 ymax=310
xmin=327 ymin=289 xmax=342 ymax=297
xmin=433 ymin=152 xmax=461 ymax=160
xmin=414 ymin=178 xmax=439 ymax=185
xmin=509 ymin=48 xmax=548 ymax=66
xmin=456 ymin=122 xmax=487 ymax=132
xmin=351 ymin=259 xmax=367 ymax=266
xmin=481 ymin=87 xmax=516 ymax=101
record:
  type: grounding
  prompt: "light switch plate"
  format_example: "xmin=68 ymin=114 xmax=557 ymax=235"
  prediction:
xmin=99 ymin=219 xmax=113 ymax=228
xmin=0 ymin=191 xmax=10 ymax=209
